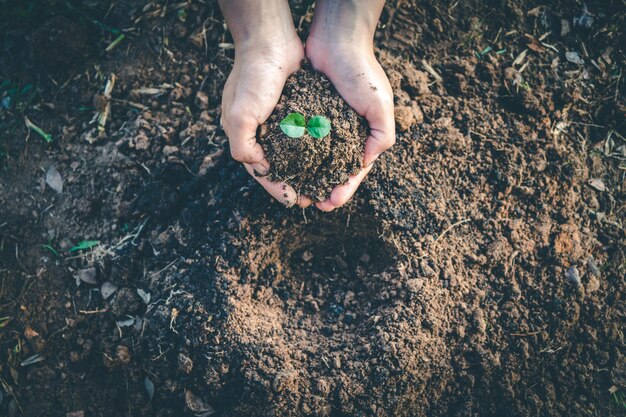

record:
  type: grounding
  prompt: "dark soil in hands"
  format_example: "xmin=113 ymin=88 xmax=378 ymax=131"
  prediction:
xmin=259 ymin=64 xmax=368 ymax=201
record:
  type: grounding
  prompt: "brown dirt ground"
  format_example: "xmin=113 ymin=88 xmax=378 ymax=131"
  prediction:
xmin=260 ymin=64 xmax=368 ymax=201
xmin=0 ymin=1 xmax=625 ymax=417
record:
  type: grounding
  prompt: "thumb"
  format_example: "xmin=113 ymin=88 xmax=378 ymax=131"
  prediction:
xmin=221 ymin=112 xmax=266 ymax=165
xmin=363 ymin=102 xmax=395 ymax=167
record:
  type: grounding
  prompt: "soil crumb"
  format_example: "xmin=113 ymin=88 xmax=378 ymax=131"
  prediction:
xmin=259 ymin=63 xmax=368 ymax=201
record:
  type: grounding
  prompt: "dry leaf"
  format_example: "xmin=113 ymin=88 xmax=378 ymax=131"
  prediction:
xmin=565 ymin=51 xmax=584 ymax=65
xmin=185 ymin=390 xmax=216 ymax=416
xmin=46 ymin=166 xmax=63 ymax=193
xmin=77 ymin=267 xmax=98 ymax=285
xmin=101 ymin=281 xmax=118 ymax=300
xmin=588 ymin=178 xmax=606 ymax=192
xmin=24 ymin=326 xmax=39 ymax=340
xmin=526 ymin=36 xmax=547 ymax=53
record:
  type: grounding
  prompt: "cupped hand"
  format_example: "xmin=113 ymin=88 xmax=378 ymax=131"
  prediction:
xmin=305 ymin=37 xmax=395 ymax=211
xmin=221 ymin=37 xmax=312 ymax=208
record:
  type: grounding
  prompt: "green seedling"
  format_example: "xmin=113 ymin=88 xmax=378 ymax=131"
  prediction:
xmin=41 ymin=244 xmax=60 ymax=257
xmin=279 ymin=112 xmax=306 ymax=138
xmin=279 ymin=112 xmax=331 ymax=139
xmin=105 ymin=33 xmax=126 ymax=52
xmin=24 ymin=116 xmax=52 ymax=143
xmin=306 ymin=115 xmax=331 ymax=138
xmin=69 ymin=240 xmax=100 ymax=252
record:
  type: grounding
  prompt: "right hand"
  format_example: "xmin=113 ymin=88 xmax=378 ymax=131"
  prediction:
xmin=221 ymin=36 xmax=312 ymax=208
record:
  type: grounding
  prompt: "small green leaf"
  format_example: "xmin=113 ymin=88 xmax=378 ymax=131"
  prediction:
xmin=279 ymin=112 xmax=306 ymax=138
xmin=24 ymin=116 xmax=52 ymax=143
xmin=307 ymin=115 xmax=331 ymax=138
xmin=69 ymin=240 xmax=100 ymax=252
xmin=41 ymin=244 xmax=60 ymax=257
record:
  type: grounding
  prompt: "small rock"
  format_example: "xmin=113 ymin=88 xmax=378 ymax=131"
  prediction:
xmin=110 ymin=287 xmax=142 ymax=317
xmin=403 ymin=66 xmax=430 ymax=95
xmin=333 ymin=356 xmax=341 ymax=369
xmin=163 ymin=145 xmax=179 ymax=156
xmin=395 ymin=105 xmax=415 ymax=132
xmin=565 ymin=51 xmax=584 ymax=65
xmin=560 ymin=19 xmax=571 ymax=36
xmin=587 ymin=257 xmax=601 ymax=276
xmin=185 ymin=390 xmax=215 ymax=416
xmin=178 ymin=353 xmax=193 ymax=374
xmin=100 ymin=281 xmax=118 ymax=300
xmin=587 ymin=275 xmax=600 ymax=293
xmin=406 ymin=278 xmax=424 ymax=294
xmin=301 ymin=250 xmax=313 ymax=262
xmin=588 ymin=178 xmax=606 ymax=192
xmin=46 ymin=166 xmax=64 ymax=193
xmin=574 ymin=12 xmax=594 ymax=29
xmin=565 ymin=266 xmax=581 ymax=287
xmin=76 ymin=267 xmax=98 ymax=285
xmin=132 ymin=132 xmax=150 ymax=150
xmin=472 ymin=310 xmax=487 ymax=334
xmin=115 ymin=345 xmax=131 ymax=365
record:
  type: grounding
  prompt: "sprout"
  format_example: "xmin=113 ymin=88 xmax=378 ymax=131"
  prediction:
xmin=278 ymin=112 xmax=331 ymax=139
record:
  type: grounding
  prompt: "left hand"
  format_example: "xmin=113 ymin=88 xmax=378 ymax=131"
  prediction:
xmin=305 ymin=37 xmax=395 ymax=211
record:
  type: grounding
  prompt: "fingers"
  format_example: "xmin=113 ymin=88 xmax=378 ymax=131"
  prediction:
xmin=315 ymin=164 xmax=373 ymax=212
xmin=297 ymin=195 xmax=314 ymax=208
xmin=221 ymin=108 xmax=267 ymax=164
xmin=363 ymin=128 xmax=395 ymax=167
xmin=244 ymin=163 xmax=299 ymax=207
xmin=362 ymin=95 xmax=396 ymax=167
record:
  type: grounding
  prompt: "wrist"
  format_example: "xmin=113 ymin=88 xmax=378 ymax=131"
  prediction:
xmin=219 ymin=0 xmax=299 ymax=51
xmin=308 ymin=0 xmax=382 ymax=50
xmin=236 ymin=29 xmax=301 ymax=54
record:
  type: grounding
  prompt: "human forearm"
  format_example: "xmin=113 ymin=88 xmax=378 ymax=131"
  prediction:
xmin=309 ymin=0 xmax=385 ymax=48
xmin=218 ymin=0 xmax=298 ymax=50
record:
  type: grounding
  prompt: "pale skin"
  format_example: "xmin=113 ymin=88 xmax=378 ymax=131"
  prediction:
xmin=218 ymin=0 xmax=395 ymax=211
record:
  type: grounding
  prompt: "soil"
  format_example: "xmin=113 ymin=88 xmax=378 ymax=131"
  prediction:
xmin=259 ymin=64 xmax=368 ymax=201
xmin=1 ymin=1 xmax=625 ymax=417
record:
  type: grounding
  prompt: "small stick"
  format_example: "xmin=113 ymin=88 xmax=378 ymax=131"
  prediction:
xmin=511 ymin=331 xmax=540 ymax=337
xmin=98 ymin=74 xmax=116 ymax=131
xmin=421 ymin=59 xmax=443 ymax=82
xmin=432 ymin=218 xmax=470 ymax=245
xmin=79 ymin=308 xmax=108 ymax=314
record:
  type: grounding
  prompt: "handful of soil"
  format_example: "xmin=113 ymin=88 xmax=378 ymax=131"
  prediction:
xmin=258 ymin=63 xmax=368 ymax=202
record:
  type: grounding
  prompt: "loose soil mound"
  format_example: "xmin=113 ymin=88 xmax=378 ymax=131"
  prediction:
xmin=259 ymin=64 xmax=367 ymax=201
xmin=0 ymin=1 xmax=624 ymax=417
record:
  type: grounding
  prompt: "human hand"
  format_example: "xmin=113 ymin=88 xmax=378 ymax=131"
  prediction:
xmin=219 ymin=0 xmax=312 ymax=207
xmin=306 ymin=37 xmax=395 ymax=211
xmin=221 ymin=38 xmax=314 ymax=207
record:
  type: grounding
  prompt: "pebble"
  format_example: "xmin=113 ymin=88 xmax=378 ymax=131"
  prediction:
xmin=163 ymin=145 xmax=179 ymax=156
xmin=115 ymin=345 xmax=131 ymax=365
xmin=178 ymin=353 xmax=194 ymax=374
xmin=110 ymin=287 xmax=142 ymax=317
xmin=406 ymin=278 xmax=424 ymax=294
xmin=565 ymin=266 xmax=581 ymax=287
xmin=587 ymin=257 xmax=601 ymax=276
